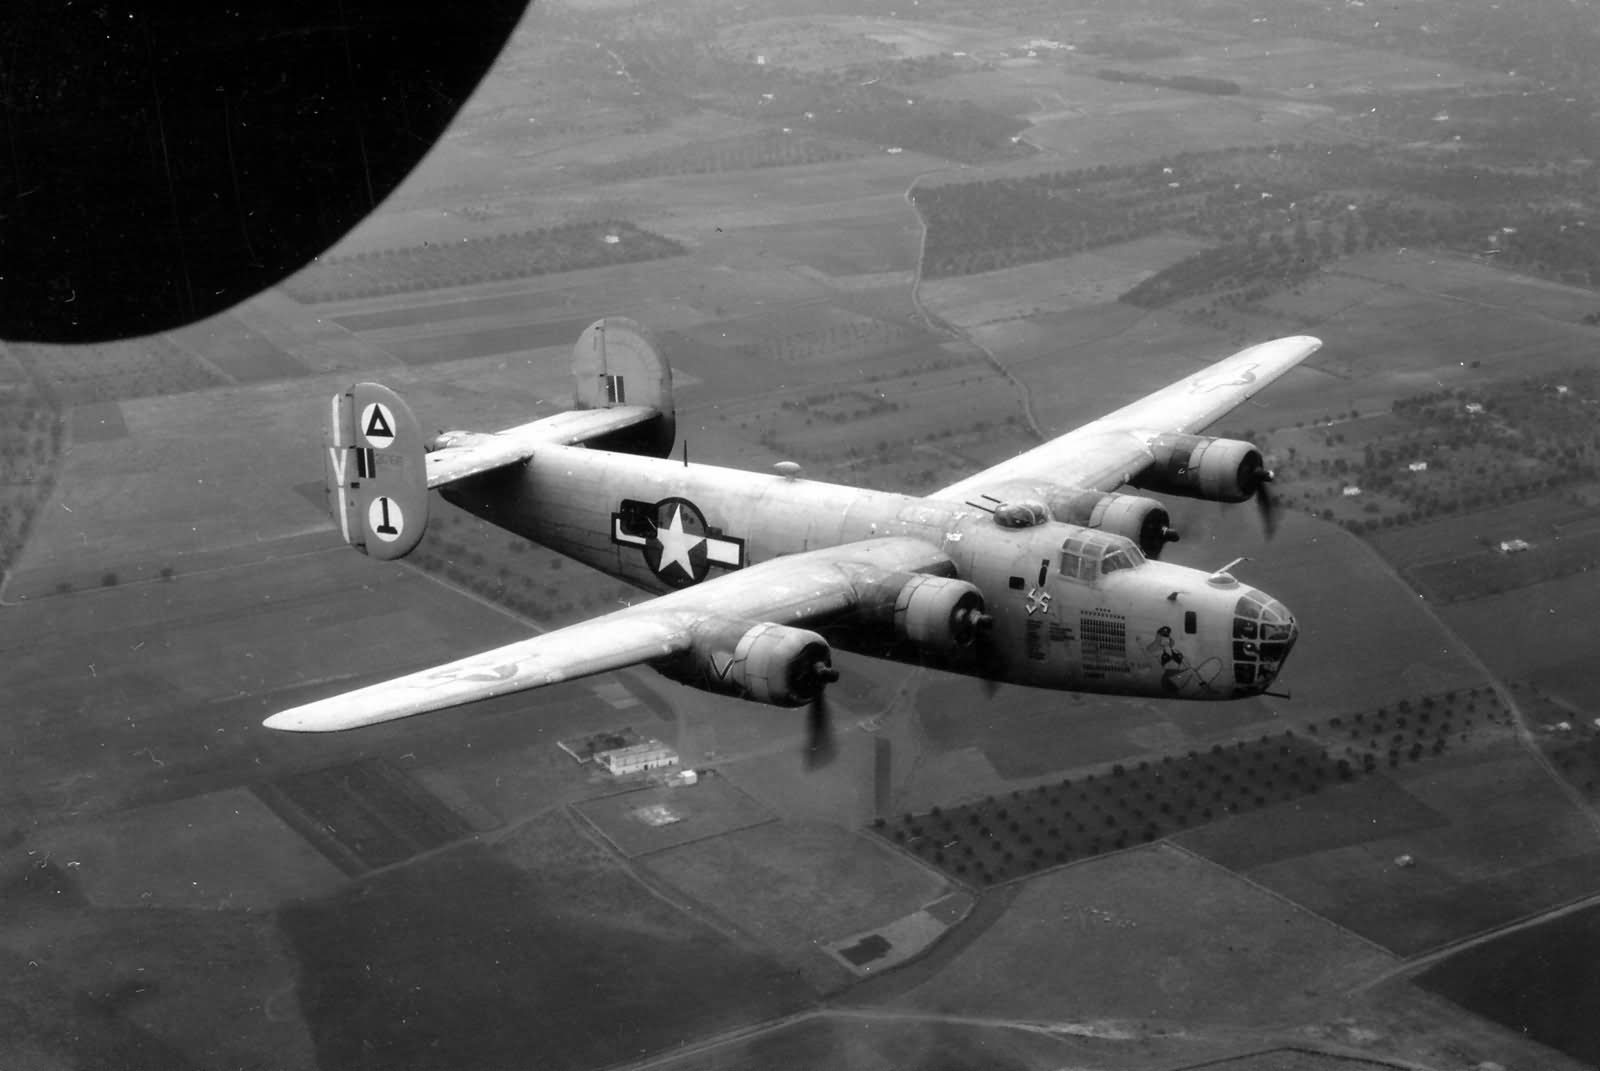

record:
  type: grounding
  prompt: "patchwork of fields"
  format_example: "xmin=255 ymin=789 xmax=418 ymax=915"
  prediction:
xmin=7 ymin=5 xmax=1599 ymax=1071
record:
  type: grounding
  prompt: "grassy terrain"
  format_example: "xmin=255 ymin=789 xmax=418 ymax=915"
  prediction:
xmin=879 ymin=844 xmax=1393 ymax=1028
xmin=9 ymin=337 xmax=225 ymax=406
xmin=572 ymin=774 xmax=776 ymax=858
xmin=644 ymin=819 xmax=948 ymax=990
xmin=1208 ymin=738 xmax=1600 ymax=956
xmin=1416 ymin=904 xmax=1600 ymax=1069
xmin=280 ymin=812 xmax=812 ymax=1071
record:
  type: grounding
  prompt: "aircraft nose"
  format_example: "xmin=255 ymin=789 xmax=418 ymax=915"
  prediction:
xmin=1230 ymin=589 xmax=1299 ymax=695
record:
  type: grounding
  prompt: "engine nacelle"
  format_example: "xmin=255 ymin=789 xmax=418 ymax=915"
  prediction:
xmin=860 ymin=573 xmax=990 ymax=652
xmin=1132 ymin=434 xmax=1267 ymax=503
xmin=1046 ymin=489 xmax=1176 ymax=559
xmin=666 ymin=621 xmax=837 ymax=707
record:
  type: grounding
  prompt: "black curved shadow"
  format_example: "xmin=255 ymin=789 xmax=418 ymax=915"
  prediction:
xmin=1 ymin=2 xmax=532 ymax=343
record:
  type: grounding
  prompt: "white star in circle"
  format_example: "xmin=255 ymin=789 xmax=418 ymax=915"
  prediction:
xmin=654 ymin=504 xmax=705 ymax=579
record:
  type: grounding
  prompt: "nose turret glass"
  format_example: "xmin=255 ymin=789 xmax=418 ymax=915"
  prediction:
xmin=1231 ymin=590 xmax=1299 ymax=693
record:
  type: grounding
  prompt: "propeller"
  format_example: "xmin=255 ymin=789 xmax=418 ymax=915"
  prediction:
xmin=803 ymin=659 xmax=841 ymax=770
xmin=967 ymin=611 xmax=1003 ymax=699
xmin=1249 ymin=464 xmax=1281 ymax=540
xmin=805 ymin=690 xmax=836 ymax=769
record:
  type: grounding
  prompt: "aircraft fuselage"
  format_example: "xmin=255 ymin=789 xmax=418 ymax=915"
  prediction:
xmin=442 ymin=444 xmax=1297 ymax=701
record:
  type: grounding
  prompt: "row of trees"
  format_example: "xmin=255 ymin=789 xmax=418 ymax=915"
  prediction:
xmin=915 ymin=138 xmax=1600 ymax=303
xmin=289 ymin=221 xmax=687 ymax=304
xmin=584 ymin=132 xmax=859 ymax=184
xmin=1095 ymin=68 xmax=1240 ymax=95
xmin=876 ymin=690 xmax=1497 ymax=886
xmin=0 ymin=383 xmax=61 ymax=574
xmin=1279 ymin=375 xmax=1600 ymax=543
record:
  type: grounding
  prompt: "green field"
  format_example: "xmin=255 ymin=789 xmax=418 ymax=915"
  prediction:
xmin=1416 ymin=904 xmax=1600 ymax=1068
xmin=644 ymin=819 xmax=949 ymax=990
xmin=281 ymin=812 xmax=811 ymax=1071
xmin=877 ymin=844 xmax=1393 ymax=1027
xmin=573 ymin=775 xmax=776 ymax=858
xmin=1214 ymin=740 xmax=1600 ymax=956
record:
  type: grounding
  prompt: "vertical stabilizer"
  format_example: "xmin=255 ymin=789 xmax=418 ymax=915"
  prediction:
xmin=325 ymin=383 xmax=428 ymax=560
xmin=572 ymin=317 xmax=676 ymax=457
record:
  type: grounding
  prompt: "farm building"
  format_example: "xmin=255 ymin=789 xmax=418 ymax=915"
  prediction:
xmin=596 ymin=740 xmax=679 ymax=776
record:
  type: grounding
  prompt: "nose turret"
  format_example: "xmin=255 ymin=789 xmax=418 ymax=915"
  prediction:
xmin=1231 ymin=588 xmax=1299 ymax=695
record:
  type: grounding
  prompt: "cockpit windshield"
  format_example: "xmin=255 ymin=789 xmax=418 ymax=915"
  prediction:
xmin=1059 ymin=530 xmax=1145 ymax=583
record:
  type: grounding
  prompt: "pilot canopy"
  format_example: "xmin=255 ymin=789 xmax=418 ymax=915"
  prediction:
xmin=1058 ymin=529 xmax=1145 ymax=583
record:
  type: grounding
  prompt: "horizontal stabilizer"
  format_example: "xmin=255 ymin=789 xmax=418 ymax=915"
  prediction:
xmin=425 ymin=405 xmax=661 ymax=488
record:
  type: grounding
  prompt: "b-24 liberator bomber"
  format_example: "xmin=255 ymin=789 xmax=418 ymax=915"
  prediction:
xmin=267 ymin=319 xmax=1319 ymax=759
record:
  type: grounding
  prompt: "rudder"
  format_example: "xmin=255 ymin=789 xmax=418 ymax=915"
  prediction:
xmin=325 ymin=383 xmax=428 ymax=560
xmin=572 ymin=317 xmax=676 ymax=457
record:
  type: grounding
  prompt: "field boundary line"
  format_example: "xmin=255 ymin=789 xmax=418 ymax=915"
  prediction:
xmin=1162 ymin=840 xmax=1399 ymax=961
xmin=1340 ymin=530 xmax=1600 ymax=839
xmin=904 ymin=170 xmax=1045 ymax=443
xmin=1346 ymin=887 xmax=1600 ymax=996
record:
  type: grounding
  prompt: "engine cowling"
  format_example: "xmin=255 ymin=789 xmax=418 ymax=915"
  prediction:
xmin=860 ymin=573 xmax=990 ymax=652
xmin=1046 ymin=489 xmax=1176 ymax=559
xmin=666 ymin=621 xmax=837 ymax=707
xmin=1132 ymin=434 xmax=1268 ymax=503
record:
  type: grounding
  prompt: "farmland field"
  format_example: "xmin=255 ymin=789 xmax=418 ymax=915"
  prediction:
xmin=280 ymin=813 xmax=811 ymax=1071
xmin=14 ymin=3 xmax=1600 ymax=1069
xmin=643 ymin=819 xmax=948 ymax=989
xmin=877 ymin=844 xmax=1394 ymax=1027
xmin=1417 ymin=904 xmax=1600 ymax=1068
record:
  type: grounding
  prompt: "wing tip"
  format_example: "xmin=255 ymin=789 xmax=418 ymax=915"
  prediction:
xmin=1280 ymin=334 xmax=1323 ymax=351
xmin=263 ymin=710 xmax=327 ymax=732
xmin=264 ymin=704 xmax=375 ymax=732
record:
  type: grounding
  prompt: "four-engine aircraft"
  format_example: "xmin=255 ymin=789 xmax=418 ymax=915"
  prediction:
xmin=266 ymin=318 xmax=1318 ymax=758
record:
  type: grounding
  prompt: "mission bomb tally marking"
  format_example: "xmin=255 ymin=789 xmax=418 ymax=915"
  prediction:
xmin=611 ymin=497 xmax=744 ymax=587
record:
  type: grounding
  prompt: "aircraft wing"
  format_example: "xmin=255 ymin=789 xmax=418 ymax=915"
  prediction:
xmin=933 ymin=335 xmax=1321 ymax=501
xmin=425 ymin=405 xmax=661 ymax=488
xmin=265 ymin=536 xmax=952 ymax=731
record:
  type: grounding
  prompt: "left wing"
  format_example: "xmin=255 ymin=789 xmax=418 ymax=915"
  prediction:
xmin=265 ymin=536 xmax=952 ymax=731
xmin=933 ymin=335 xmax=1320 ymax=501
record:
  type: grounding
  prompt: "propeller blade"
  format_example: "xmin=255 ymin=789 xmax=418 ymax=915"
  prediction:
xmin=970 ymin=613 xmax=1003 ymax=698
xmin=805 ymin=691 xmax=836 ymax=769
xmin=1255 ymin=478 xmax=1280 ymax=540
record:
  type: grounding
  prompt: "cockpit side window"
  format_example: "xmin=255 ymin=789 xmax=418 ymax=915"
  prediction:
xmin=1059 ymin=532 xmax=1144 ymax=582
xmin=1101 ymin=547 xmax=1138 ymax=574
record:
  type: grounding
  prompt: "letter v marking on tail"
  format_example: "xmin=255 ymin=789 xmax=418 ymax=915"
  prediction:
xmin=327 ymin=448 xmax=351 ymax=543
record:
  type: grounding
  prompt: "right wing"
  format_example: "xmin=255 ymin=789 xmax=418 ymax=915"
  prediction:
xmin=933 ymin=335 xmax=1321 ymax=501
xmin=265 ymin=536 xmax=952 ymax=731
